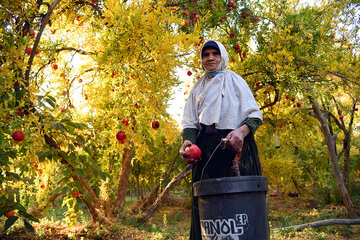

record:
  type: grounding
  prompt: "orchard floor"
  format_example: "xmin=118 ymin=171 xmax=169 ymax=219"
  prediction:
xmin=1 ymin=194 xmax=360 ymax=240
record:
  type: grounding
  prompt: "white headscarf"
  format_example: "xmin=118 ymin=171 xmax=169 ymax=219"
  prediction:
xmin=181 ymin=40 xmax=262 ymax=130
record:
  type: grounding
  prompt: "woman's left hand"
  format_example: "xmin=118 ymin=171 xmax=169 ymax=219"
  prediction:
xmin=223 ymin=125 xmax=250 ymax=154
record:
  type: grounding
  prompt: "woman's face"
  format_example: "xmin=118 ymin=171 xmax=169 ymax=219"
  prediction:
xmin=202 ymin=48 xmax=221 ymax=72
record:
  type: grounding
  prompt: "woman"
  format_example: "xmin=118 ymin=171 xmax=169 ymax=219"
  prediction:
xmin=179 ymin=40 xmax=263 ymax=240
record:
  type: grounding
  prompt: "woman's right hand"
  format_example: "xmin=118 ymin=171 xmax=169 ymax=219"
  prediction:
xmin=179 ymin=140 xmax=198 ymax=164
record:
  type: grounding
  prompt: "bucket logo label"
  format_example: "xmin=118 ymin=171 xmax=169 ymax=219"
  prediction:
xmin=200 ymin=214 xmax=248 ymax=240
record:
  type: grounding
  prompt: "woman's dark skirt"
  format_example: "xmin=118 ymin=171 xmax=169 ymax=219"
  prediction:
xmin=189 ymin=127 xmax=262 ymax=240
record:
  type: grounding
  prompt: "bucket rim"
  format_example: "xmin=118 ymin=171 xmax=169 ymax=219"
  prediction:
xmin=193 ymin=175 xmax=267 ymax=186
xmin=193 ymin=176 xmax=268 ymax=197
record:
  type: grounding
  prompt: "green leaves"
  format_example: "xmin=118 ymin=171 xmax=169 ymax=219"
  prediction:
xmin=44 ymin=95 xmax=57 ymax=108
xmin=0 ymin=92 xmax=10 ymax=102
xmin=24 ymin=219 xmax=35 ymax=232
xmin=0 ymin=200 xmax=39 ymax=232
xmin=6 ymin=172 xmax=21 ymax=181
xmin=21 ymin=213 xmax=40 ymax=223
xmin=36 ymin=148 xmax=58 ymax=162
xmin=37 ymin=94 xmax=58 ymax=110
xmin=61 ymin=119 xmax=87 ymax=130
xmin=76 ymin=135 xmax=86 ymax=145
xmin=11 ymin=202 xmax=26 ymax=212
xmin=15 ymin=89 xmax=26 ymax=100
xmin=4 ymin=216 xmax=19 ymax=231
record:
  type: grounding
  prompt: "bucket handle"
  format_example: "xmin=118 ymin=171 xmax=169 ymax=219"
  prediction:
xmin=200 ymin=138 xmax=240 ymax=181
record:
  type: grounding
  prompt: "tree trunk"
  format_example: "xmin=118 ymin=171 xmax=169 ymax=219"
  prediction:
xmin=28 ymin=193 xmax=61 ymax=217
xmin=109 ymin=153 xmax=115 ymax=173
xmin=343 ymin=133 xmax=351 ymax=190
xmin=140 ymin=185 xmax=145 ymax=199
xmin=131 ymin=183 xmax=160 ymax=214
xmin=133 ymin=163 xmax=141 ymax=200
xmin=140 ymin=164 xmax=192 ymax=223
xmin=271 ymin=218 xmax=360 ymax=231
xmin=114 ymin=142 xmax=134 ymax=213
xmin=43 ymin=134 xmax=105 ymax=222
xmin=291 ymin=177 xmax=302 ymax=196
xmin=80 ymin=195 xmax=109 ymax=224
xmin=131 ymin=152 xmax=180 ymax=214
xmin=309 ymin=98 xmax=358 ymax=219
xmin=136 ymin=174 xmax=140 ymax=200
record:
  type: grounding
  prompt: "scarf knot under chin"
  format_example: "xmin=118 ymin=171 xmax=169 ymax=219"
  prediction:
xmin=205 ymin=70 xmax=224 ymax=78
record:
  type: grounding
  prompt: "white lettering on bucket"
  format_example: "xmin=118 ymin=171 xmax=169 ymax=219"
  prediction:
xmin=200 ymin=214 xmax=248 ymax=239
xmin=235 ymin=214 xmax=248 ymax=226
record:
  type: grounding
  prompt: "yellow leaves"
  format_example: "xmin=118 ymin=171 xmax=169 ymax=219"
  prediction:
xmin=0 ymin=0 xmax=200 ymax=188
xmin=134 ymin=144 xmax=150 ymax=161
xmin=268 ymin=54 xmax=275 ymax=62
xmin=287 ymin=55 xmax=294 ymax=62
xmin=0 ymin=66 xmax=13 ymax=78
xmin=268 ymin=48 xmax=294 ymax=67
xmin=277 ymin=48 xmax=287 ymax=56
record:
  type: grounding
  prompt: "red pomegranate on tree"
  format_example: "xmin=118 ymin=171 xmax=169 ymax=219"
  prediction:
xmin=4 ymin=210 xmax=14 ymax=218
xmin=12 ymin=130 xmax=25 ymax=142
xmin=116 ymin=131 xmax=126 ymax=143
xmin=72 ymin=190 xmax=80 ymax=198
xmin=151 ymin=120 xmax=160 ymax=130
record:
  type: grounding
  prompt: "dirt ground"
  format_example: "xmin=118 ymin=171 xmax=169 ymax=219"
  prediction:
xmin=0 ymin=195 xmax=359 ymax=240
xmin=0 ymin=195 xmax=191 ymax=240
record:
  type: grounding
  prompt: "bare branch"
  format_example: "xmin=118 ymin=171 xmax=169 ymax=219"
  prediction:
xmin=164 ymin=1 xmax=191 ymax=7
xmin=242 ymin=71 xmax=263 ymax=77
xmin=260 ymin=88 xmax=280 ymax=110
xmin=58 ymin=0 xmax=104 ymax=17
xmin=272 ymin=218 xmax=360 ymax=232
xmin=140 ymin=164 xmax=192 ymax=223
xmin=327 ymin=111 xmax=346 ymax=132
xmin=25 ymin=0 xmax=61 ymax=85
xmin=56 ymin=47 xmax=94 ymax=55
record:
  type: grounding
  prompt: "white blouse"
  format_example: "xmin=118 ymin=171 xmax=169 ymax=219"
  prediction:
xmin=181 ymin=70 xmax=263 ymax=131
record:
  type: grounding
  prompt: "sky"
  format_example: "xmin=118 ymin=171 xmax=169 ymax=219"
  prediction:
xmin=167 ymin=70 xmax=189 ymax=127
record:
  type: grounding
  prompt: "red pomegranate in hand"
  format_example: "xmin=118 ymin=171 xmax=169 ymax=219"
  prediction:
xmin=185 ymin=144 xmax=202 ymax=160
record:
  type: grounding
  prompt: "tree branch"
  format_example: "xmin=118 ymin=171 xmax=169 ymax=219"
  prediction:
xmin=140 ymin=164 xmax=192 ymax=223
xmin=260 ymin=87 xmax=280 ymax=110
xmin=271 ymin=218 xmax=360 ymax=232
xmin=294 ymin=57 xmax=351 ymax=81
xmin=25 ymin=0 xmax=61 ymax=84
xmin=44 ymin=134 xmax=102 ymax=213
xmin=131 ymin=150 xmax=181 ymax=213
xmin=28 ymin=192 xmax=61 ymax=217
xmin=58 ymin=0 xmax=104 ymax=17
xmin=164 ymin=1 xmax=192 ymax=7
xmin=55 ymin=47 xmax=94 ymax=55
xmin=242 ymin=71 xmax=263 ymax=77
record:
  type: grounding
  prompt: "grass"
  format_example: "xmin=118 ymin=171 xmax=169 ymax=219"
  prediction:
xmin=266 ymin=197 xmax=358 ymax=240
xmin=0 ymin=190 xmax=359 ymax=239
xmin=148 ymin=195 xmax=360 ymax=240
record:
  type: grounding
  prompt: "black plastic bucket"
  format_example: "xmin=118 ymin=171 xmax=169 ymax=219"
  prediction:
xmin=193 ymin=176 xmax=269 ymax=240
